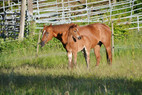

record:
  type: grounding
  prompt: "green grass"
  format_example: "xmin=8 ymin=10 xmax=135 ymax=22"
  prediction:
xmin=0 ymin=56 xmax=142 ymax=95
xmin=0 ymin=0 xmax=142 ymax=94
xmin=0 ymin=31 xmax=142 ymax=95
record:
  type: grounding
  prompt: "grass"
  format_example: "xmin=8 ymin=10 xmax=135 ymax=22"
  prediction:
xmin=0 ymin=57 xmax=142 ymax=95
xmin=0 ymin=31 xmax=142 ymax=95
xmin=0 ymin=0 xmax=142 ymax=94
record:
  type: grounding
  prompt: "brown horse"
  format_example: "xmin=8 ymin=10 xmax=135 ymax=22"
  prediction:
xmin=40 ymin=23 xmax=112 ymax=67
xmin=40 ymin=23 xmax=75 ymax=48
xmin=66 ymin=24 xmax=98 ymax=68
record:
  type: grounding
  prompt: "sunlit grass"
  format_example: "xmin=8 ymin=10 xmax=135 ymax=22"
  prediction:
xmin=0 ymin=54 xmax=142 ymax=94
xmin=0 ymin=31 xmax=142 ymax=94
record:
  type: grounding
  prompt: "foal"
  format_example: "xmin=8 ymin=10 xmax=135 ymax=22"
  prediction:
xmin=66 ymin=25 xmax=98 ymax=68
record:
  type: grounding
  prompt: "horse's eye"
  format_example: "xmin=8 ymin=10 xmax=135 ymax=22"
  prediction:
xmin=74 ymin=30 xmax=76 ymax=32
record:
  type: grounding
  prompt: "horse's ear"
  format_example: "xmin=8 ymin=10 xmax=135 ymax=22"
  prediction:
xmin=74 ymin=24 xmax=78 ymax=27
xmin=49 ymin=24 xmax=52 ymax=26
xmin=73 ymin=24 xmax=78 ymax=27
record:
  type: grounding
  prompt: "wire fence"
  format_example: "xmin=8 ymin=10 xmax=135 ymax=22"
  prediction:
xmin=33 ymin=0 xmax=142 ymax=31
xmin=0 ymin=0 xmax=142 ymax=32
xmin=0 ymin=0 xmax=142 ymax=49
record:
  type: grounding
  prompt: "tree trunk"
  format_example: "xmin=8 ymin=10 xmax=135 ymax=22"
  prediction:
xmin=19 ymin=0 xmax=26 ymax=40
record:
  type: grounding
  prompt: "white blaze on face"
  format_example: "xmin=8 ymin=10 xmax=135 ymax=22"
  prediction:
xmin=42 ymin=30 xmax=46 ymax=37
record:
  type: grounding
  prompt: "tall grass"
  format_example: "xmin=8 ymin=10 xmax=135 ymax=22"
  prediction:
xmin=0 ymin=31 xmax=142 ymax=95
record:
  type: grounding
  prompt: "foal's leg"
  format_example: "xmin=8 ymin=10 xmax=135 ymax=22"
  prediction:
xmin=73 ymin=52 xmax=77 ymax=66
xmin=94 ymin=45 xmax=101 ymax=66
xmin=86 ymin=50 xmax=90 ymax=69
xmin=67 ymin=52 xmax=73 ymax=68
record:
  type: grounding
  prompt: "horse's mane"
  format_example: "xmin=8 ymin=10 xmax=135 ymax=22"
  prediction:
xmin=52 ymin=23 xmax=74 ymax=33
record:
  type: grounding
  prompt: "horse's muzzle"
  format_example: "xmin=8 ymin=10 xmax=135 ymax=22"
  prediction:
xmin=40 ymin=41 xmax=45 ymax=47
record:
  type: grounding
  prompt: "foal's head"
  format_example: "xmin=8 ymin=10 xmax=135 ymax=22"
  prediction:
xmin=69 ymin=24 xmax=81 ymax=40
xmin=40 ymin=24 xmax=54 ymax=47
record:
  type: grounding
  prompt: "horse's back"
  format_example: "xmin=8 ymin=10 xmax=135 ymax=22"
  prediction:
xmin=78 ymin=23 xmax=111 ymax=47
xmin=52 ymin=23 xmax=75 ymax=33
xmin=91 ymin=23 xmax=111 ymax=34
xmin=79 ymin=23 xmax=102 ymax=42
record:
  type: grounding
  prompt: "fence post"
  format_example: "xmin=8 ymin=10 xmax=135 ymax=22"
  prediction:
xmin=113 ymin=0 xmax=116 ymax=3
xmin=131 ymin=0 xmax=134 ymax=17
xmin=28 ymin=0 xmax=35 ymax=35
xmin=109 ymin=0 xmax=112 ymax=24
xmin=62 ymin=0 xmax=65 ymax=23
xmin=28 ymin=0 xmax=33 ymax=16
xmin=56 ymin=0 xmax=59 ymax=19
xmin=86 ymin=0 xmax=90 ymax=24
xmin=37 ymin=0 xmax=40 ymax=18
xmin=18 ymin=0 xmax=20 ymax=11
xmin=111 ymin=21 xmax=114 ymax=55
xmin=36 ymin=30 xmax=42 ymax=56
xmin=19 ymin=0 xmax=26 ymax=40
xmin=8 ymin=0 xmax=10 ymax=6
xmin=68 ymin=0 xmax=71 ymax=23
xmin=3 ymin=0 xmax=5 ymax=12
xmin=137 ymin=16 xmax=139 ymax=32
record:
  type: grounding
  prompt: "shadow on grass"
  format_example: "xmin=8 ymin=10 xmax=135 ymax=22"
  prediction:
xmin=0 ymin=71 xmax=142 ymax=95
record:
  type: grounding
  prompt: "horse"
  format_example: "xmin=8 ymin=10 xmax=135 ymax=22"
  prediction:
xmin=40 ymin=23 xmax=112 ymax=68
xmin=40 ymin=23 xmax=75 ymax=48
xmin=66 ymin=24 xmax=98 ymax=68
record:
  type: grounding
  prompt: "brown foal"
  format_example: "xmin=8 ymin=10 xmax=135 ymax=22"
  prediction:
xmin=66 ymin=24 xmax=98 ymax=68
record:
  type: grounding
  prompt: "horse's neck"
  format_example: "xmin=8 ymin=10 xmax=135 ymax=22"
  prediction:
xmin=52 ymin=26 xmax=69 ymax=44
xmin=52 ymin=24 xmax=76 ymax=45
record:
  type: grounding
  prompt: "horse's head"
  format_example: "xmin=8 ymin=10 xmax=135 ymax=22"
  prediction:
xmin=69 ymin=24 xmax=81 ymax=40
xmin=40 ymin=24 xmax=54 ymax=47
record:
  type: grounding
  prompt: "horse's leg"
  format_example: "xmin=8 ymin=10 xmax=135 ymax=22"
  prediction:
xmin=67 ymin=52 xmax=73 ymax=68
xmin=105 ymin=46 xmax=112 ymax=65
xmin=102 ymin=39 xmax=112 ymax=65
xmin=83 ymin=48 xmax=90 ymax=69
xmin=94 ymin=45 xmax=101 ymax=66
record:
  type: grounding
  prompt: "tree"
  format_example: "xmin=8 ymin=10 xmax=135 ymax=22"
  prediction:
xmin=18 ymin=0 xmax=26 ymax=40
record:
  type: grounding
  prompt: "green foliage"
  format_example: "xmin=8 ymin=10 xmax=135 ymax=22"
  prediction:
xmin=0 ymin=0 xmax=142 ymax=94
xmin=134 ymin=0 xmax=142 ymax=14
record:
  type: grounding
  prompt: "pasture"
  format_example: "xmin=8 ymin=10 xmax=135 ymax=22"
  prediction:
xmin=0 ymin=0 xmax=142 ymax=94
xmin=0 ymin=31 xmax=142 ymax=95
